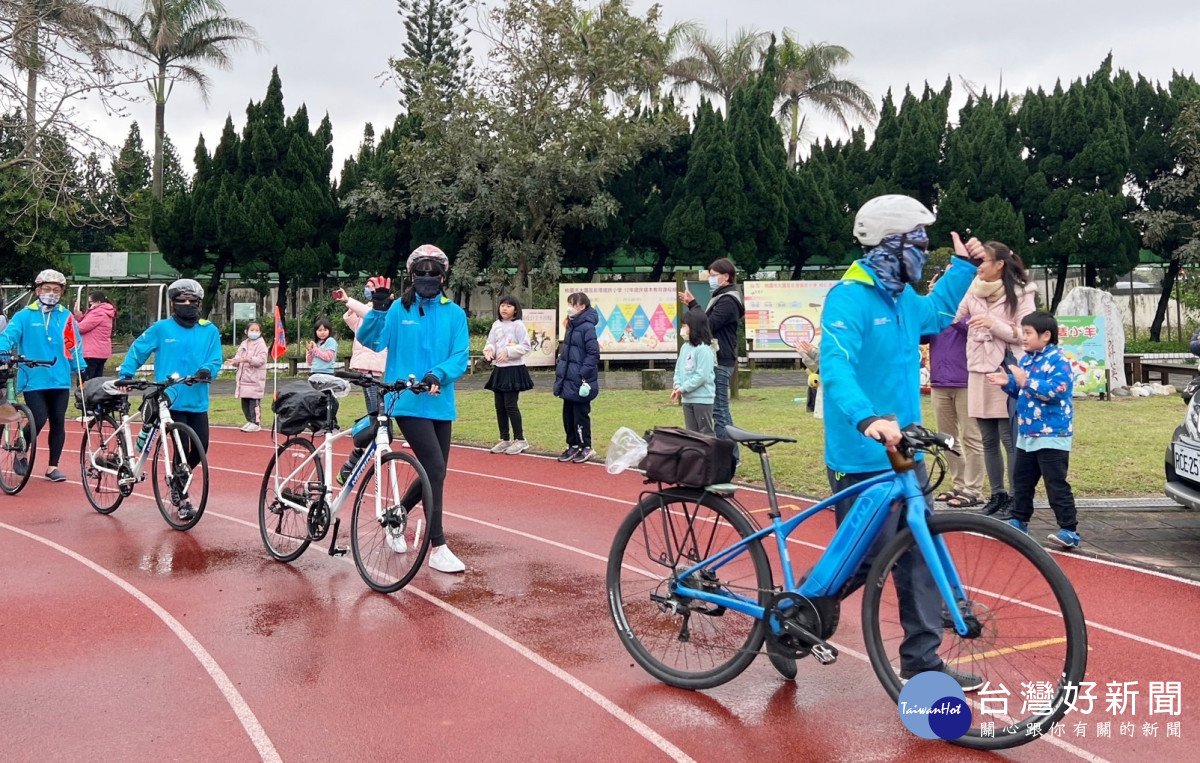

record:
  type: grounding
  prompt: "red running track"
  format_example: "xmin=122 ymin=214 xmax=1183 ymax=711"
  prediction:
xmin=2 ymin=423 xmax=1199 ymax=762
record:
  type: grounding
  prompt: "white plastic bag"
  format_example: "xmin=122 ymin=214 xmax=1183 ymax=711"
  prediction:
xmin=606 ymin=426 xmax=648 ymax=474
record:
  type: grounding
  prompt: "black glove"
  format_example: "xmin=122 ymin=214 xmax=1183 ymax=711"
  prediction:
xmin=195 ymin=368 xmax=212 ymax=381
xmin=371 ymin=287 xmax=393 ymax=311
xmin=421 ymin=372 xmax=439 ymax=389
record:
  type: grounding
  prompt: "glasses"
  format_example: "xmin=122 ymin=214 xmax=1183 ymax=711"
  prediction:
xmin=38 ymin=284 xmax=64 ymax=294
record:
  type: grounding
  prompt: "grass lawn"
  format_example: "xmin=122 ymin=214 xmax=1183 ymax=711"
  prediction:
xmin=207 ymin=384 xmax=1182 ymax=499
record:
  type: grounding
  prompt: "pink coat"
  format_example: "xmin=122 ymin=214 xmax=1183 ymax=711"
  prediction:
xmin=957 ymin=281 xmax=1037 ymax=418
xmin=232 ymin=338 xmax=268 ymax=399
xmin=343 ymin=298 xmax=387 ymax=375
xmin=75 ymin=302 xmax=116 ymax=359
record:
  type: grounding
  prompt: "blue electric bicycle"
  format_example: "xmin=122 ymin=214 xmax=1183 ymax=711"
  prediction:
xmin=606 ymin=424 xmax=1087 ymax=750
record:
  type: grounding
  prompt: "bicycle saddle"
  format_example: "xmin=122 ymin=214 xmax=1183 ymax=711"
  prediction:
xmin=724 ymin=425 xmax=797 ymax=445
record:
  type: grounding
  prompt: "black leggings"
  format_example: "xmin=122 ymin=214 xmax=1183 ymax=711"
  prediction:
xmin=168 ymin=410 xmax=209 ymax=468
xmin=83 ymin=358 xmax=108 ymax=381
xmin=240 ymin=398 xmax=261 ymax=424
xmin=493 ymin=390 xmax=524 ymax=440
xmin=23 ymin=388 xmax=69 ymax=468
xmin=395 ymin=417 xmax=452 ymax=548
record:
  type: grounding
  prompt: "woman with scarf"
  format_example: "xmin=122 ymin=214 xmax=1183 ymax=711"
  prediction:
xmin=955 ymin=242 xmax=1036 ymax=519
xmin=0 ymin=269 xmax=83 ymax=482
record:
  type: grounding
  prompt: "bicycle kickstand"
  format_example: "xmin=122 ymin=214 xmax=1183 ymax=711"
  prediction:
xmin=327 ymin=518 xmax=348 ymax=557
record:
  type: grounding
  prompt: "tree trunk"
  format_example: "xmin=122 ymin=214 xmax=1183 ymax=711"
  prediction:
xmin=1084 ymin=261 xmax=1098 ymax=287
xmin=21 ymin=21 xmax=40 ymax=160
xmin=1149 ymin=257 xmax=1181 ymax=343
xmin=649 ymin=246 xmax=668 ymax=281
xmin=1050 ymin=256 xmax=1069 ymax=313
xmin=152 ymin=64 xmax=167 ymax=201
xmin=277 ymin=270 xmax=290 ymax=323
xmin=203 ymin=254 xmax=228 ymax=318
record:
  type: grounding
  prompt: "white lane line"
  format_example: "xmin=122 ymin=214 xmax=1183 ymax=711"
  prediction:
xmin=0 ymin=521 xmax=281 ymax=763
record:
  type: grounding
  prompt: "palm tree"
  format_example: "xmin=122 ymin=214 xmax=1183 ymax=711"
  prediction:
xmin=106 ymin=0 xmax=260 ymax=199
xmin=775 ymin=32 xmax=877 ymax=166
xmin=14 ymin=0 xmax=114 ymax=159
xmin=664 ymin=27 xmax=768 ymax=107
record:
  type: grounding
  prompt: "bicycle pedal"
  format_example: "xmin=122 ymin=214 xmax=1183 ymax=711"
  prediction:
xmin=329 ymin=545 xmax=349 ymax=557
xmin=811 ymin=643 xmax=838 ymax=665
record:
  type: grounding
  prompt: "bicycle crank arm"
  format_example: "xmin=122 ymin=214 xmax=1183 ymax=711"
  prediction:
xmin=781 ymin=621 xmax=839 ymax=665
xmin=327 ymin=518 xmax=348 ymax=557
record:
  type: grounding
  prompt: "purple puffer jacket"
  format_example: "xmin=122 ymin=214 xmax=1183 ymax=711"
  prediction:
xmin=927 ymin=318 xmax=969 ymax=388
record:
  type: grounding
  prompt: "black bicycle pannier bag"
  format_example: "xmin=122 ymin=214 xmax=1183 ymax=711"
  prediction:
xmin=639 ymin=427 xmax=735 ymax=487
xmin=273 ymin=381 xmax=329 ymax=435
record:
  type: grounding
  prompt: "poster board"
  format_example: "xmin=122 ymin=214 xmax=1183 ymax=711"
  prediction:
xmin=1057 ymin=315 xmax=1108 ymax=396
xmin=521 ymin=309 xmax=558 ymax=367
xmin=558 ymin=283 xmax=678 ymax=354
xmin=743 ymin=280 xmax=839 ymax=353
xmin=90 ymin=252 xmax=129 ymax=278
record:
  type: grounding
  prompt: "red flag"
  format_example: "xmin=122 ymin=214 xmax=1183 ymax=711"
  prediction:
xmin=270 ymin=305 xmax=288 ymax=360
xmin=63 ymin=315 xmax=78 ymax=360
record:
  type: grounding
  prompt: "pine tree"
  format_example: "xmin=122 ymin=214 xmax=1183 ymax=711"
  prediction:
xmin=391 ymin=0 xmax=473 ymax=108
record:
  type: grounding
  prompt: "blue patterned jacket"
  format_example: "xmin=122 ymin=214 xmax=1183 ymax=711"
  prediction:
xmin=1001 ymin=344 xmax=1074 ymax=438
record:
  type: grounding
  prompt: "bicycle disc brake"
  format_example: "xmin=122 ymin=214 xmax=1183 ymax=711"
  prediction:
xmin=765 ymin=592 xmax=840 ymax=664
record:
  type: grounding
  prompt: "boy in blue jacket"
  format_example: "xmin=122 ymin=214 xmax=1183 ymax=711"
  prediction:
xmin=119 ymin=279 xmax=223 ymax=517
xmin=987 ymin=311 xmax=1080 ymax=548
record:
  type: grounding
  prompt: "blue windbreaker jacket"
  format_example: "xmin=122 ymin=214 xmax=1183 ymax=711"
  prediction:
xmin=356 ymin=294 xmax=469 ymax=421
xmin=1 ymin=304 xmax=83 ymax=392
xmin=119 ymin=318 xmax=223 ymax=412
xmin=820 ymin=257 xmax=977 ymax=474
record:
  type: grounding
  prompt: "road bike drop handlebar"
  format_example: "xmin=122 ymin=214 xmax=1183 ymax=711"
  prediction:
xmin=112 ymin=373 xmax=212 ymax=394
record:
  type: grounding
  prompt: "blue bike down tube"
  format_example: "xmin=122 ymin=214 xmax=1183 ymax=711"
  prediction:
xmin=799 ymin=479 xmax=905 ymax=598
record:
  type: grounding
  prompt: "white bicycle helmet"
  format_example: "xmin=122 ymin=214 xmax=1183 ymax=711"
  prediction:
xmin=34 ymin=269 xmax=67 ymax=287
xmin=853 ymin=195 xmax=936 ymax=246
xmin=406 ymin=244 xmax=450 ymax=273
xmin=167 ymin=278 xmax=204 ymax=301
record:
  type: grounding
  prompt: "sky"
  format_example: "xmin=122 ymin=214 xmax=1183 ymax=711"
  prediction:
xmin=93 ymin=0 xmax=1200 ymax=177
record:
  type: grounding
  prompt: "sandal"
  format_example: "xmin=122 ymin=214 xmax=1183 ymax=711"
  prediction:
xmin=935 ymin=490 xmax=957 ymax=502
xmin=946 ymin=490 xmax=983 ymax=508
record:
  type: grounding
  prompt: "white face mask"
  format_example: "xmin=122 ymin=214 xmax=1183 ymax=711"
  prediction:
xmin=247 ymin=332 xmax=261 ymax=340
xmin=708 ymin=275 xmax=721 ymax=290
xmin=566 ymin=305 xmax=581 ymax=318
xmin=680 ymin=326 xmax=691 ymax=341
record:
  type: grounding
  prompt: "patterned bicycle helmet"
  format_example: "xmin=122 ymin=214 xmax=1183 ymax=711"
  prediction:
xmin=34 ymin=269 xmax=67 ymax=287
xmin=406 ymin=244 xmax=450 ymax=274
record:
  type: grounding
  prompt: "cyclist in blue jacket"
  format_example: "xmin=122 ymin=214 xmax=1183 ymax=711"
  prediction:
xmin=119 ymin=279 xmax=223 ymax=512
xmin=1 ymin=269 xmax=83 ymax=482
xmin=358 ymin=245 xmax=470 ymax=574
xmin=819 ymin=195 xmax=986 ymax=691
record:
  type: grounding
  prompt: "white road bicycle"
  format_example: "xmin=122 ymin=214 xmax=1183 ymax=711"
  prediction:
xmin=79 ymin=375 xmax=212 ymax=531
xmin=258 ymin=372 xmax=434 ymax=593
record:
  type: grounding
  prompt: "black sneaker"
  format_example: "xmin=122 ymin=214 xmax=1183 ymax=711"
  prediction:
xmin=557 ymin=446 xmax=579 ymax=462
xmin=571 ymin=446 xmax=594 ymax=463
xmin=900 ymin=662 xmax=985 ymax=692
xmin=14 ymin=456 xmax=28 ymax=476
xmin=177 ymin=502 xmax=195 ymax=521
xmin=45 ymin=468 xmax=67 ymax=483
xmin=978 ymin=492 xmax=1005 ymax=516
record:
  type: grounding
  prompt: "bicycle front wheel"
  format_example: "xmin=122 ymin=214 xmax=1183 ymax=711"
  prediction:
xmin=862 ymin=513 xmax=1087 ymax=750
xmin=151 ymin=422 xmax=209 ymax=531
xmin=258 ymin=438 xmax=318 ymax=562
xmin=606 ymin=489 xmax=772 ymax=690
xmin=80 ymin=414 xmax=129 ymax=513
xmin=351 ymin=451 xmax=432 ymax=593
xmin=0 ymin=403 xmax=37 ymax=495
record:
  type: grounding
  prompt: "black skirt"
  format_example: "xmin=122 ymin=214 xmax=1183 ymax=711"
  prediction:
xmin=485 ymin=364 xmax=534 ymax=393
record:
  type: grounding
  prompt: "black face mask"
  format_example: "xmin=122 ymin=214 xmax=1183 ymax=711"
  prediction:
xmin=173 ymin=303 xmax=199 ymax=327
xmin=414 ymin=276 xmax=442 ymax=299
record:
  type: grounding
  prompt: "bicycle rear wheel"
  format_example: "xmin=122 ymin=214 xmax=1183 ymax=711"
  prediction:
xmin=606 ymin=488 xmax=772 ymax=690
xmin=151 ymin=422 xmax=209 ymax=531
xmin=0 ymin=403 xmax=37 ymax=495
xmin=350 ymin=451 xmax=432 ymax=593
xmin=258 ymin=438 xmax=318 ymax=562
xmin=862 ymin=513 xmax=1087 ymax=750
xmin=80 ymin=414 xmax=128 ymax=513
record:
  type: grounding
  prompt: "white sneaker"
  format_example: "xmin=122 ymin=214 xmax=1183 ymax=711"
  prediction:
xmin=428 ymin=544 xmax=465 ymax=573
xmin=504 ymin=439 xmax=529 ymax=455
xmin=490 ymin=439 xmax=512 ymax=454
xmin=385 ymin=526 xmax=407 ymax=553
xmin=240 ymin=422 xmax=260 ymax=432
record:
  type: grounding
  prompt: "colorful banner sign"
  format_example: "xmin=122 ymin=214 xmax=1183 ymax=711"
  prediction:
xmin=743 ymin=280 xmax=839 ymax=352
xmin=559 ymin=283 xmax=678 ymax=354
xmin=1057 ymin=315 xmax=1108 ymax=396
xmin=521 ymin=309 xmax=558 ymax=367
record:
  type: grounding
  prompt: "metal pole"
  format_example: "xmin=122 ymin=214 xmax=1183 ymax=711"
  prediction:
xmin=1130 ymin=269 xmax=1136 ymax=341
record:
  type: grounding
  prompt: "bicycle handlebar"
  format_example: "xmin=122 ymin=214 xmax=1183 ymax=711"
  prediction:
xmin=113 ymin=374 xmax=211 ymax=393
xmin=333 ymin=370 xmax=430 ymax=395
xmin=0 ymin=354 xmax=58 ymax=369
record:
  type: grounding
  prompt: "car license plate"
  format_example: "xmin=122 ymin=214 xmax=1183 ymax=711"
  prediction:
xmin=1175 ymin=439 xmax=1200 ymax=481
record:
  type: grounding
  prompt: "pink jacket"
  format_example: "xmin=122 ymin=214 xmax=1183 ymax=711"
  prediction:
xmin=956 ymin=282 xmax=1037 ymax=373
xmin=75 ymin=302 xmax=116 ymax=359
xmin=342 ymin=298 xmax=387 ymax=375
xmin=232 ymin=338 xmax=268 ymax=399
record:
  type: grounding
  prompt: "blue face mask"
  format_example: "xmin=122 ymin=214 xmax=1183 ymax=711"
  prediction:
xmin=708 ymin=276 xmax=721 ymax=291
xmin=247 ymin=332 xmax=261 ymax=340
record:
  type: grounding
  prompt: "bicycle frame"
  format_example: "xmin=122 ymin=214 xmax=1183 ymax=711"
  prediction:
xmin=85 ymin=392 xmax=186 ymax=487
xmin=668 ymin=458 xmax=975 ymax=637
